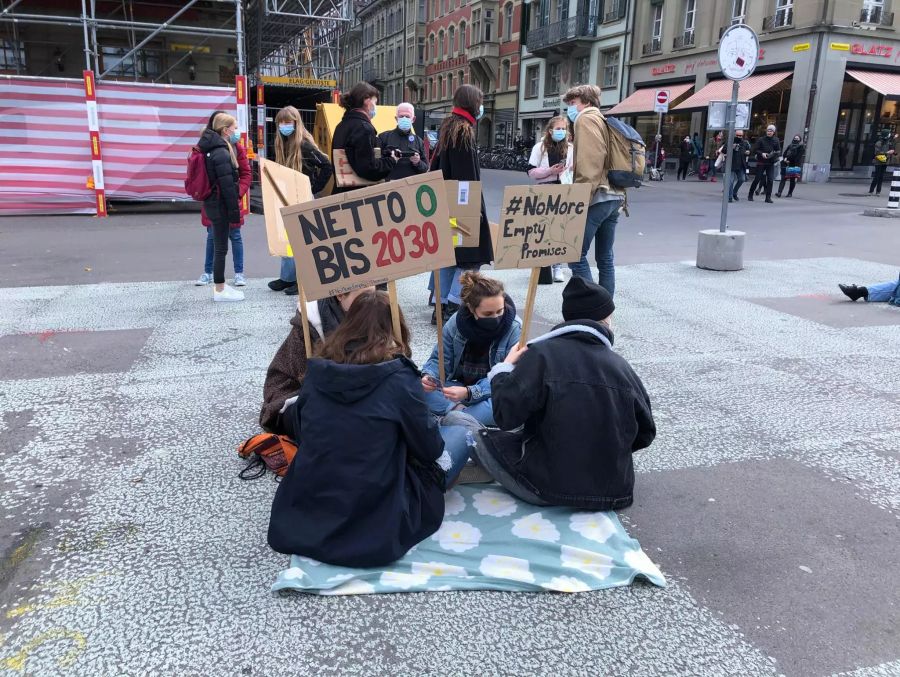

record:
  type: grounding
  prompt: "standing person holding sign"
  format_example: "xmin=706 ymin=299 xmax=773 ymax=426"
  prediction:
xmin=331 ymin=82 xmax=399 ymax=195
xmin=428 ymin=84 xmax=495 ymax=322
xmin=267 ymin=106 xmax=334 ymax=296
xmin=563 ymin=85 xmax=625 ymax=296
xmin=527 ymin=116 xmax=572 ymax=284
xmin=421 ymin=271 xmax=521 ymax=427
xmin=378 ymin=103 xmax=429 ymax=180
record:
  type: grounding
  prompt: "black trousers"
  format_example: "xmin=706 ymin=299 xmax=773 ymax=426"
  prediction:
xmin=870 ymin=164 xmax=888 ymax=194
xmin=777 ymin=175 xmax=798 ymax=196
xmin=748 ymin=164 xmax=775 ymax=199
xmin=211 ymin=215 xmax=231 ymax=284
xmin=677 ymin=160 xmax=690 ymax=180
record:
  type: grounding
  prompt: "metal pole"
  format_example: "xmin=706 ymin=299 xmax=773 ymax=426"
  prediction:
xmin=81 ymin=0 xmax=92 ymax=70
xmin=99 ymin=0 xmax=201 ymax=79
xmin=235 ymin=0 xmax=245 ymax=76
xmin=719 ymin=79 xmax=739 ymax=233
xmin=0 ymin=0 xmax=27 ymax=15
xmin=90 ymin=0 xmax=100 ymax=73
xmin=653 ymin=111 xmax=662 ymax=170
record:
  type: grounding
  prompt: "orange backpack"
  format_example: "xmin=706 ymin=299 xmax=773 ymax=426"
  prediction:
xmin=237 ymin=434 xmax=298 ymax=479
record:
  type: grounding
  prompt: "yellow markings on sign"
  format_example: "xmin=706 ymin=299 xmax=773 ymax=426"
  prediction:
xmin=0 ymin=629 xmax=87 ymax=672
xmin=170 ymin=43 xmax=211 ymax=53
xmin=831 ymin=42 xmax=851 ymax=51
xmin=261 ymin=75 xmax=338 ymax=88
xmin=793 ymin=43 xmax=811 ymax=52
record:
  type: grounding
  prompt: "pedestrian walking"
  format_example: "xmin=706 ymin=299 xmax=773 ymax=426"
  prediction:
xmin=707 ymin=132 xmax=723 ymax=182
xmin=563 ymin=84 xmax=624 ymax=295
xmin=377 ymin=102 xmax=429 ymax=180
xmin=691 ymin=132 xmax=703 ymax=174
xmin=721 ymin=129 xmax=751 ymax=203
xmin=747 ymin=124 xmax=781 ymax=203
xmin=527 ymin=115 xmax=572 ymax=283
xmin=677 ymin=136 xmax=692 ymax=180
xmin=267 ymin=106 xmax=334 ymax=296
xmin=196 ymin=110 xmax=250 ymax=289
xmin=868 ymin=130 xmax=896 ymax=196
xmin=198 ymin=112 xmax=243 ymax=302
xmin=428 ymin=84 xmax=494 ymax=324
xmin=776 ymin=134 xmax=806 ymax=198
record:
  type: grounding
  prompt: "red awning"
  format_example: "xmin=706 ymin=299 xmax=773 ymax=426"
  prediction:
xmin=846 ymin=69 xmax=900 ymax=96
xmin=672 ymin=71 xmax=792 ymax=110
xmin=606 ymin=83 xmax=693 ymax=116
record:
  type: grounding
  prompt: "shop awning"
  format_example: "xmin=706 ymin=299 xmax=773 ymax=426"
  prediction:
xmin=606 ymin=83 xmax=693 ymax=116
xmin=672 ymin=71 xmax=792 ymax=110
xmin=846 ymin=69 xmax=900 ymax=96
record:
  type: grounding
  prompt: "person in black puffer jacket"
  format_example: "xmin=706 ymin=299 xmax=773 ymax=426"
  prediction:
xmin=776 ymin=134 xmax=806 ymax=198
xmin=471 ymin=277 xmax=656 ymax=510
xmin=198 ymin=112 xmax=243 ymax=302
xmin=747 ymin=124 xmax=781 ymax=203
xmin=331 ymin=81 xmax=398 ymax=195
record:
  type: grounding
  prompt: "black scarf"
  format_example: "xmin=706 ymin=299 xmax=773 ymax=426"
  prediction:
xmin=455 ymin=294 xmax=516 ymax=345
xmin=317 ymin=296 xmax=346 ymax=337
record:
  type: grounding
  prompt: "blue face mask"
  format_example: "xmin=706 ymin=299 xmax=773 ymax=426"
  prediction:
xmin=229 ymin=131 xmax=240 ymax=144
xmin=551 ymin=129 xmax=566 ymax=142
xmin=368 ymin=105 xmax=377 ymax=119
xmin=476 ymin=104 xmax=484 ymax=120
xmin=397 ymin=117 xmax=413 ymax=132
xmin=278 ymin=124 xmax=295 ymax=136
xmin=566 ymin=105 xmax=579 ymax=123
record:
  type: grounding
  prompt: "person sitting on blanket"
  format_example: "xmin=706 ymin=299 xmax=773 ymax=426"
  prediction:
xmin=267 ymin=291 xmax=476 ymax=568
xmin=421 ymin=271 xmax=522 ymax=426
xmin=470 ymin=277 xmax=656 ymax=510
xmin=259 ymin=286 xmax=374 ymax=437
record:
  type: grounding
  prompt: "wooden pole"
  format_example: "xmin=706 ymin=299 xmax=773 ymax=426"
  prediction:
xmin=265 ymin=161 xmax=313 ymax=358
xmin=518 ymin=267 xmax=541 ymax=349
xmin=387 ymin=280 xmax=402 ymax=344
xmin=433 ymin=272 xmax=446 ymax=384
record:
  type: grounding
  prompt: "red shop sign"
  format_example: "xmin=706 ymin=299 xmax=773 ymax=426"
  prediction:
xmin=651 ymin=64 xmax=676 ymax=76
xmin=851 ymin=43 xmax=893 ymax=57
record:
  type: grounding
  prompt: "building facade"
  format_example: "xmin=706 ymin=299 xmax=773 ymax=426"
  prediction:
xmin=618 ymin=0 xmax=900 ymax=180
xmin=517 ymin=0 xmax=632 ymax=143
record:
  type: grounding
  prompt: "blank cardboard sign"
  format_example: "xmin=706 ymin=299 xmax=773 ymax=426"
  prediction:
xmin=280 ymin=171 xmax=456 ymax=301
xmin=493 ymin=183 xmax=591 ymax=270
xmin=260 ymin=158 xmax=313 ymax=258
xmin=444 ymin=180 xmax=482 ymax=248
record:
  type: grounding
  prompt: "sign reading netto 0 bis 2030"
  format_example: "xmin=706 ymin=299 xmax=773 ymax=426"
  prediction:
xmin=280 ymin=171 xmax=456 ymax=301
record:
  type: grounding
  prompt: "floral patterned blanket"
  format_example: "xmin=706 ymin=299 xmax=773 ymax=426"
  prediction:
xmin=272 ymin=485 xmax=666 ymax=595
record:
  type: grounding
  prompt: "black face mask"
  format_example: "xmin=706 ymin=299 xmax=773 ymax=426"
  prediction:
xmin=474 ymin=315 xmax=502 ymax=332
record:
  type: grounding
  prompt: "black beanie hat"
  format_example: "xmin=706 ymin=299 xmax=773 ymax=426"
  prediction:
xmin=562 ymin=277 xmax=615 ymax=322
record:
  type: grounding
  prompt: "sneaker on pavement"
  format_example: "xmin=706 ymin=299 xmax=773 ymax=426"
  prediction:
xmin=233 ymin=273 xmax=246 ymax=286
xmin=552 ymin=264 xmax=565 ymax=283
xmin=213 ymin=284 xmax=244 ymax=302
xmin=195 ymin=272 xmax=213 ymax=286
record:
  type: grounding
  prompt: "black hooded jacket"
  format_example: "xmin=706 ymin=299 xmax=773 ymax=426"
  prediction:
xmin=197 ymin=128 xmax=240 ymax=225
xmin=331 ymin=109 xmax=397 ymax=193
xmin=267 ymin=355 xmax=446 ymax=567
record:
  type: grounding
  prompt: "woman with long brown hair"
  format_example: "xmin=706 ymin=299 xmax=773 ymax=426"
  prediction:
xmin=427 ymin=84 xmax=494 ymax=323
xmin=267 ymin=290 xmax=473 ymax=567
xmin=267 ymin=105 xmax=334 ymax=296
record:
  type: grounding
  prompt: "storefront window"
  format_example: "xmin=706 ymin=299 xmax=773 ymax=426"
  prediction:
xmin=831 ymin=78 xmax=889 ymax=168
xmin=627 ymin=112 xmax=693 ymax=162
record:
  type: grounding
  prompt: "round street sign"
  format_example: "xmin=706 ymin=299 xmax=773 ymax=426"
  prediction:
xmin=718 ymin=24 xmax=760 ymax=81
xmin=657 ymin=91 xmax=668 ymax=105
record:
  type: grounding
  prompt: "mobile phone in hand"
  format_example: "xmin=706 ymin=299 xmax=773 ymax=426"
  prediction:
xmin=423 ymin=374 xmax=443 ymax=389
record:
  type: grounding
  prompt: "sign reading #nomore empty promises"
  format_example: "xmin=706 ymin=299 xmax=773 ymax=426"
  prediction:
xmin=280 ymin=171 xmax=456 ymax=300
xmin=493 ymin=184 xmax=591 ymax=270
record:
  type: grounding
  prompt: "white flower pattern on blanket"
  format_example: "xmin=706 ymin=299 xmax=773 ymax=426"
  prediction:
xmin=272 ymin=486 xmax=666 ymax=595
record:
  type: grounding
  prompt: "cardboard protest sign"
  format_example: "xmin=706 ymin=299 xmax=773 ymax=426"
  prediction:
xmin=493 ymin=184 xmax=592 ymax=270
xmin=260 ymin=158 xmax=313 ymax=257
xmin=332 ymin=148 xmax=383 ymax=189
xmin=444 ymin=180 xmax=482 ymax=248
xmin=280 ymin=171 xmax=456 ymax=301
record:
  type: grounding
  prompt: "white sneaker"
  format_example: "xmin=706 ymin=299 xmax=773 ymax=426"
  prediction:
xmin=552 ymin=264 xmax=565 ymax=283
xmin=233 ymin=273 xmax=246 ymax=286
xmin=213 ymin=284 xmax=244 ymax=302
xmin=195 ymin=273 xmax=213 ymax=286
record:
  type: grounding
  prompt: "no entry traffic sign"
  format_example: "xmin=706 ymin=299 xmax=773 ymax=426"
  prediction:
xmin=654 ymin=89 xmax=670 ymax=114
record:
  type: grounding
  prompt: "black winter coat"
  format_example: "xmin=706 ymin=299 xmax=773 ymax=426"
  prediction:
xmin=300 ymin=141 xmax=334 ymax=195
xmin=781 ymin=141 xmax=805 ymax=168
xmin=752 ymin=134 xmax=781 ymax=165
xmin=430 ymin=121 xmax=494 ymax=266
xmin=486 ymin=320 xmax=656 ymax=510
xmin=722 ymin=138 xmax=752 ymax=173
xmin=267 ymin=355 xmax=446 ymax=568
xmin=378 ymin=127 xmax=429 ymax=180
xmin=198 ymin=128 xmax=240 ymax=225
xmin=331 ymin=109 xmax=396 ymax=193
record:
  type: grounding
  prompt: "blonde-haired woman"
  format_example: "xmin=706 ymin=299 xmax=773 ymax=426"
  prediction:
xmin=527 ymin=115 xmax=572 ymax=284
xmin=268 ymin=105 xmax=334 ymax=296
xmin=198 ymin=112 xmax=243 ymax=302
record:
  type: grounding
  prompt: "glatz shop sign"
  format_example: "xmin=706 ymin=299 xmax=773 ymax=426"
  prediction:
xmin=852 ymin=43 xmax=892 ymax=57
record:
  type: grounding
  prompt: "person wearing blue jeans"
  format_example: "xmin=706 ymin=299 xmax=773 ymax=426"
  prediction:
xmin=562 ymin=84 xmax=625 ymax=297
xmin=200 ymin=227 xmax=244 ymax=286
xmin=427 ymin=266 xmax=463 ymax=324
xmin=839 ymin=275 xmax=900 ymax=306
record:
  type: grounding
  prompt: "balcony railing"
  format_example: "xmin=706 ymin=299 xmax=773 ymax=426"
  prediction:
xmin=860 ymin=6 xmax=894 ymax=26
xmin=673 ymin=30 xmax=695 ymax=49
xmin=642 ymin=37 xmax=662 ymax=56
xmin=763 ymin=8 xmax=793 ymax=31
xmin=526 ymin=15 xmax=597 ymax=53
xmin=603 ymin=0 xmax=627 ymax=23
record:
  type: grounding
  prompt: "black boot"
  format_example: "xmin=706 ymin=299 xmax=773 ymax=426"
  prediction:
xmin=283 ymin=283 xmax=298 ymax=295
xmin=268 ymin=278 xmax=291 ymax=291
xmin=838 ymin=284 xmax=868 ymax=302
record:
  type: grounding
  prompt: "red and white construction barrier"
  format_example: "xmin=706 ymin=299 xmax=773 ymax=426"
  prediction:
xmin=83 ymin=70 xmax=107 ymax=217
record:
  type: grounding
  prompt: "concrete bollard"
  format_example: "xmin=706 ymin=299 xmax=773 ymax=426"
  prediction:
xmin=696 ymin=229 xmax=745 ymax=271
xmin=888 ymin=169 xmax=900 ymax=209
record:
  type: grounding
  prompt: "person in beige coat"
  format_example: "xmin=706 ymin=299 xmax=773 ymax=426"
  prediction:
xmin=562 ymin=85 xmax=625 ymax=296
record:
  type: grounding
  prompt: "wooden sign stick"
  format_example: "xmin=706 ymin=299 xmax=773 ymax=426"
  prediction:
xmin=387 ymin=280 xmax=403 ymax=345
xmin=432 ymin=273 xmax=446 ymax=385
xmin=265 ymin=163 xmax=312 ymax=358
xmin=518 ymin=267 xmax=541 ymax=349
